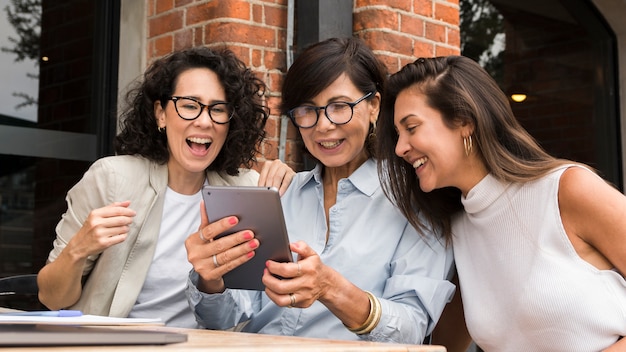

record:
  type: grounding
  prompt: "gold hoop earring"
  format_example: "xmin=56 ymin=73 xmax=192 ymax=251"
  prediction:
xmin=463 ymin=135 xmax=473 ymax=157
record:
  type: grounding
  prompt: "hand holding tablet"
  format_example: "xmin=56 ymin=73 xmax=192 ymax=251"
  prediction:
xmin=201 ymin=185 xmax=293 ymax=290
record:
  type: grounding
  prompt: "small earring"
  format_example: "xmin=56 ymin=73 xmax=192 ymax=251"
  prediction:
xmin=158 ymin=126 xmax=165 ymax=133
xmin=463 ymin=135 xmax=473 ymax=157
xmin=368 ymin=121 xmax=377 ymax=139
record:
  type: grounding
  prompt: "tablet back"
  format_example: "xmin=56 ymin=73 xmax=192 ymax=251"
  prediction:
xmin=202 ymin=186 xmax=293 ymax=290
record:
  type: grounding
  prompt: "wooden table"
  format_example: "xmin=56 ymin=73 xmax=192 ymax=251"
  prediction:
xmin=1 ymin=324 xmax=446 ymax=351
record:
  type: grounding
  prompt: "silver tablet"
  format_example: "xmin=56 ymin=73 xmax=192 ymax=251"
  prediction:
xmin=202 ymin=185 xmax=293 ymax=290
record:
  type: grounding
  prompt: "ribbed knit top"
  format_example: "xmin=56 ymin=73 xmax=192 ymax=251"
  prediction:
xmin=452 ymin=165 xmax=626 ymax=351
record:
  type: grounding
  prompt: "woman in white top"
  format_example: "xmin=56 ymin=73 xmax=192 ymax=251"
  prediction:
xmin=37 ymin=47 xmax=293 ymax=327
xmin=376 ymin=55 xmax=626 ymax=351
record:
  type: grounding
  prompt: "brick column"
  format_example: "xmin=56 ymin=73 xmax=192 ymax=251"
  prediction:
xmin=354 ymin=0 xmax=460 ymax=73
xmin=145 ymin=0 xmax=460 ymax=169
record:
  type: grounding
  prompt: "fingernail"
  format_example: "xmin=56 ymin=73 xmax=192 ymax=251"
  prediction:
xmin=247 ymin=252 xmax=254 ymax=258
xmin=229 ymin=217 xmax=237 ymax=225
xmin=249 ymin=240 xmax=258 ymax=249
xmin=243 ymin=231 xmax=253 ymax=240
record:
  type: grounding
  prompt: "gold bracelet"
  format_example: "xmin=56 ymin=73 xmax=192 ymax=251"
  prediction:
xmin=346 ymin=291 xmax=382 ymax=335
xmin=354 ymin=292 xmax=381 ymax=335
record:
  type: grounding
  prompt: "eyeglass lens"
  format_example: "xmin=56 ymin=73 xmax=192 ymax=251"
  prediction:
xmin=173 ymin=97 xmax=232 ymax=123
xmin=289 ymin=91 xmax=372 ymax=128
xmin=291 ymin=102 xmax=353 ymax=128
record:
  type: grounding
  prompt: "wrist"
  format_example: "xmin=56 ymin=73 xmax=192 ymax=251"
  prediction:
xmin=345 ymin=291 xmax=382 ymax=335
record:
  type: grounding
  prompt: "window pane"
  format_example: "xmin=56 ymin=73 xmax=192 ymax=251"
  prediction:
xmin=0 ymin=0 xmax=119 ymax=292
xmin=461 ymin=0 xmax=620 ymax=186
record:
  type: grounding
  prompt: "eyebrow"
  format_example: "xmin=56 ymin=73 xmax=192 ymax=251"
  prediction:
xmin=397 ymin=115 xmax=414 ymax=125
xmin=173 ymin=95 xmax=228 ymax=104
xmin=302 ymin=95 xmax=356 ymax=106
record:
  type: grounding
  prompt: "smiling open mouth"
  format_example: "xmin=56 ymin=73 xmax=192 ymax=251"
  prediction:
xmin=187 ymin=137 xmax=211 ymax=150
xmin=412 ymin=157 xmax=427 ymax=168
xmin=319 ymin=140 xmax=343 ymax=149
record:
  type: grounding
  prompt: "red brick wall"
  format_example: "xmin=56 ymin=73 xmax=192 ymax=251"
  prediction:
xmin=354 ymin=0 xmax=460 ymax=73
xmin=146 ymin=0 xmax=460 ymax=171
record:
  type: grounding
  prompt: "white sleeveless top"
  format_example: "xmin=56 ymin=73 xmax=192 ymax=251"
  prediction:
xmin=453 ymin=165 xmax=626 ymax=351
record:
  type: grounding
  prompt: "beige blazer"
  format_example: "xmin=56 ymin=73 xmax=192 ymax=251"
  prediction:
xmin=48 ymin=155 xmax=259 ymax=317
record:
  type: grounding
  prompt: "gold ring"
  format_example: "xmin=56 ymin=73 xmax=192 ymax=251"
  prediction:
xmin=288 ymin=293 xmax=296 ymax=308
xmin=296 ymin=263 xmax=301 ymax=277
xmin=199 ymin=232 xmax=208 ymax=242
xmin=213 ymin=254 xmax=220 ymax=268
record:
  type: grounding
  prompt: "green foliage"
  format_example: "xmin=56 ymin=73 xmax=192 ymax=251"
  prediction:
xmin=460 ymin=0 xmax=504 ymax=85
xmin=1 ymin=0 xmax=41 ymax=110
xmin=1 ymin=0 xmax=41 ymax=62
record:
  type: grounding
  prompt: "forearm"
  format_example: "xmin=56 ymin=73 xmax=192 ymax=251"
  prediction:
xmin=319 ymin=269 xmax=427 ymax=344
xmin=37 ymin=244 xmax=88 ymax=310
xmin=187 ymin=272 xmax=255 ymax=329
xmin=319 ymin=272 xmax=371 ymax=330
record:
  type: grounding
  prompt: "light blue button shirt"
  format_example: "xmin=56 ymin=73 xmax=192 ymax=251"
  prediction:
xmin=187 ymin=159 xmax=455 ymax=343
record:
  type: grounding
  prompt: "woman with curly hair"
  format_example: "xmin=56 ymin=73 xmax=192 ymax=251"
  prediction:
xmin=36 ymin=46 xmax=294 ymax=328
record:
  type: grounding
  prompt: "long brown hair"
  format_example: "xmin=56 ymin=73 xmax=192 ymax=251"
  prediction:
xmin=377 ymin=56 xmax=573 ymax=241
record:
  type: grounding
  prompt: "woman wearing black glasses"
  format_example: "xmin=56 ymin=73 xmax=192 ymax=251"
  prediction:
xmin=37 ymin=46 xmax=294 ymax=327
xmin=186 ymin=37 xmax=455 ymax=343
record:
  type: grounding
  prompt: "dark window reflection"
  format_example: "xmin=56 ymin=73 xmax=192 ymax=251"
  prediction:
xmin=0 ymin=0 xmax=118 ymax=296
xmin=461 ymin=0 xmax=620 ymax=187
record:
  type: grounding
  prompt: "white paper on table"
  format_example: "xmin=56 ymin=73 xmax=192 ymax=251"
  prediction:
xmin=0 ymin=314 xmax=163 ymax=326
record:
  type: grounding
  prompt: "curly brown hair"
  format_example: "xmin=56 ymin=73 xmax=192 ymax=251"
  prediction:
xmin=114 ymin=46 xmax=268 ymax=176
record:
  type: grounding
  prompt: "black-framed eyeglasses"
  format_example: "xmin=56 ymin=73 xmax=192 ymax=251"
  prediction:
xmin=287 ymin=91 xmax=374 ymax=129
xmin=169 ymin=96 xmax=233 ymax=124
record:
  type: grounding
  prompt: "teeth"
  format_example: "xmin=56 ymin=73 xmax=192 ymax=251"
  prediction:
xmin=187 ymin=137 xmax=212 ymax=144
xmin=412 ymin=157 xmax=427 ymax=168
xmin=320 ymin=140 xmax=341 ymax=148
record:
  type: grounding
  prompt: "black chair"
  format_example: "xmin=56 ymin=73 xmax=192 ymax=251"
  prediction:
xmin=0 ymin=274 xmax=44 ymax=311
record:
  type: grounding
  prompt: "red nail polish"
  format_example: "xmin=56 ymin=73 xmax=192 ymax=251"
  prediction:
xmin=243 ymin=231 xmax=253 ymax=240
xmin=229 ymin=217 xmax=237 ymax=225
xmin=247 ymin=252 xmax=254 ymax=258
xmin=249 ymin=240 xmax=258 ymax=249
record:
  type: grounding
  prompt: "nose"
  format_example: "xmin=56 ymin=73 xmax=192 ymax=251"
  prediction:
xmin=194 ymin=106 xmax=214 ymax=127
xmin=314 ymin=108 xmax=334 ymax=131
xmin=395 ymin=133 xmax=410 ymax=157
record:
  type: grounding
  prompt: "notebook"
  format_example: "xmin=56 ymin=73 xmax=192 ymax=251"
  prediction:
xmin=0 ymin=324 xmax=187 ymax=346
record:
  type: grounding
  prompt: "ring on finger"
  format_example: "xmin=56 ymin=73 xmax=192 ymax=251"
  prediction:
xmin=288 ymin=293 xmax=296 ymax=308
xmin=296 ymin=263 xmax=302 ymax=277
xmin=213 ymin=254 xmax=220 ymax=268
xmin=199 ymin=231 xmax=208 ymax=242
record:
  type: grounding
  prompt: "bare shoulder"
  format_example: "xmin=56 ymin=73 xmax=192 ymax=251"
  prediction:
xmin=559 ymin=166 xmax=620 ymax=205
xmin=559 ymin=165 xmax=626 ymax=247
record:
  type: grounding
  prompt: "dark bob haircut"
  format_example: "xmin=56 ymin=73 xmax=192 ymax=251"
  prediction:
xmin=280 ymin=37 xmax=387 ymax=158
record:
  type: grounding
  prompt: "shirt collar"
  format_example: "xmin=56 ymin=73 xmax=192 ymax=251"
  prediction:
xmin=293 ymin=158 xmax=379 ymax=197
